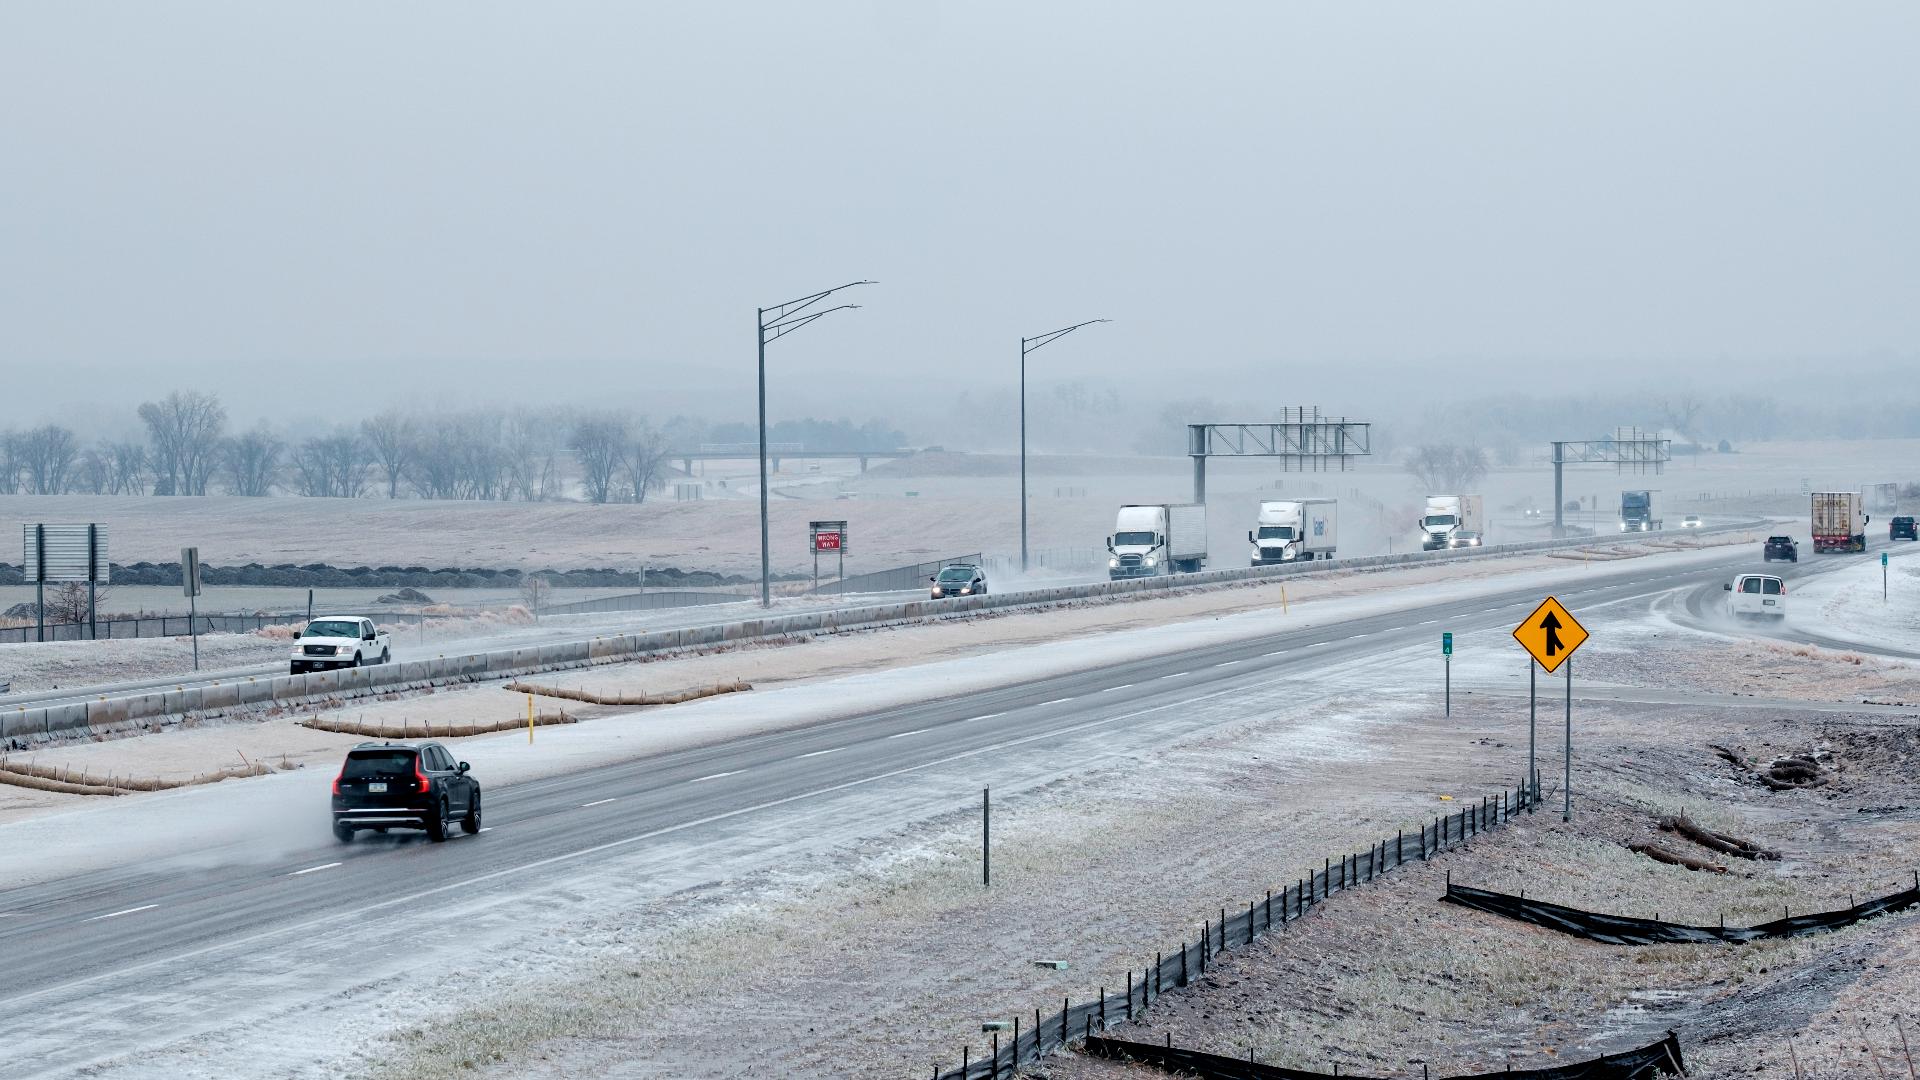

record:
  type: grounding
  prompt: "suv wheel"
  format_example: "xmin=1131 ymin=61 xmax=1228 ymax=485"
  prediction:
xmin=333 ymin=822 xmax=354 ymax=843
xmin=461 ymin=789 xmax=482 ymax=834
xmin=426 ymin=798 xmax=449 ymax=842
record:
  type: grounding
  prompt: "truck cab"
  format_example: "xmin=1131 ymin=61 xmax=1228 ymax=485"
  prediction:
xmin=1620 ymin=490 xmax=1661 ymax=532
xmin=1108 ymin=503 xmax=1207 ymax=579
xmin=1250 ymin=499 xmax=1337 ymax=565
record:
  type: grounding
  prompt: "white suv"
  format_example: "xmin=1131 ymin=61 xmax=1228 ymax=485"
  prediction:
xmin=1725 ymin=574 xmax=1786 ymax=619
xmin=291 ymin=616 xmax=391 ymax=673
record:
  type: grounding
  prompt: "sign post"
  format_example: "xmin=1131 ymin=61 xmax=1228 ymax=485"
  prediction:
xmin=182 ymin=546 xmax=203 ymax=672
xmin=23 ymin=523 xmax=109 ymax=643
xmin=1885 ymin=551 xmax=1891 ymax=602
xmin=809 ymin=520 xmax=848 ymax=590
xmin=1512 ymin=596 xmax=1589 ymax=821
xmin=1442 ymin=632 xmax=1453 ymax=716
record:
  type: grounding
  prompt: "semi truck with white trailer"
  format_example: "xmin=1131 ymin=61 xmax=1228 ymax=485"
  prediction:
xmin=1419 ymin=494 xmax=1485 ymax=551
xmin=1811 ymin=492 xmax=1869 ymax=553
xmin=1249 ymin=499 xmax=1337 ymax=565
xmin=1108 ymin=503 xmax=1208 ymax=579
xmin=1619 ymin=490 xmax=1661 ymax=532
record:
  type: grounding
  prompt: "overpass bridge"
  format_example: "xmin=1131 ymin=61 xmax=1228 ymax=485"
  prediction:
xmin=672 ymin=445 xmax=917 ymax=474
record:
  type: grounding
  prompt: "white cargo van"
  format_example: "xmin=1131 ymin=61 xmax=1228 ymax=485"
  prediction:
xmin=1724 ymin=574 xmax=1786 ymax=619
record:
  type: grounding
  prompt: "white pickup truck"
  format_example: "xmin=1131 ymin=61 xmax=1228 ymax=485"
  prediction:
xmin=291 ymin=615 xmax=391 ymax=674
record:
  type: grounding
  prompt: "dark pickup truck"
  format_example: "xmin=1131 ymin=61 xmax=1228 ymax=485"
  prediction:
xmin=1893 ymin=516 xmax=1917 ymax=541
xmin=1763 ymin=536 xmax=1799 ymax=563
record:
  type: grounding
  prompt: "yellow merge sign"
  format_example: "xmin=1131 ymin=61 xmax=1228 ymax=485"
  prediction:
xmin=1512 ymin=596 xmax=1588 ymax=673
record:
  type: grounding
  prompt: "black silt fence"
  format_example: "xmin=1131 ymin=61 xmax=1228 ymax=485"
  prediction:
xmin=0 ymin=608 xmax=466 ymax=646
xmin=806 ymin=554 xmax=983 ymax=597
xmin=931 ymin=778 xmax=1543 ymax=1080
xmin=1443 ymin=878 xmax=1920 ymax=946
xmin=1082 ymin=1030 xmax=1685 ymax=1080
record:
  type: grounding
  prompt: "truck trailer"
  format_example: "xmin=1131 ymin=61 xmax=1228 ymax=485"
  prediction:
xmin=1420 ymin=494 xmax=1486 ymax=551
xmin=1109 ymin=503 xmax=1207 ymax=578
xmin=1811 ymin=492 xmax=1868 ymax=553
xmin=1249 ymin=499 xmax=1337 ymax=565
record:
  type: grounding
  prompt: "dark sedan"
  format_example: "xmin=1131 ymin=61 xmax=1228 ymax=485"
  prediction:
xmin=929 ymin=564 xmax=988 ymax=599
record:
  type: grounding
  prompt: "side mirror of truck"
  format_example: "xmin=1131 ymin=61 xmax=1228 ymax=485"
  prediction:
xmin=1723 ymin=583 xmax=1733 ymax=591
xmin=1105 ymin=540 xmax=1114 ymax=553
xmin=292 ymin=630 xmax=301 ymax=639
xmin=1247 ymin=531 xmax=1255 ymax=544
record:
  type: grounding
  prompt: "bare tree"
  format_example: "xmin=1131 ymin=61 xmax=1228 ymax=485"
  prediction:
xmin=361 ymin=410 xmax=415 ymax=498
xmin=107 ymin=442 xmax=150 ymax=495
xmin=1661 ymin=394 xmax=1705 ymax=440
xmin=291 ymin=432 xmax=368 ymax=497
xmin=571 ymin=413 xmax=629 ymax=504
xmin=16 ymin=425 xmax=80 ymax=494
xmin=222 ymin=428 xmax=282 ymax=496
xmin=74 ymin=448 xmax=112 ymax=495
xmin=137 ymin=390 xmax=227 ymax=495
xmin=41 ymin=581 xmax=110 ymax=625
xmin=620 ymin=423 xmax=667 ymax=504
xmin=1404 ymin=444 xmax=1490 ymax=492
xmin=0 ymin=431 xmax=19 ymax=494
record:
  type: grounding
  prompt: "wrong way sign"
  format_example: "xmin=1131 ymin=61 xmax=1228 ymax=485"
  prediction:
xmin=1512 ymin=596 xmax=1587 ymax=673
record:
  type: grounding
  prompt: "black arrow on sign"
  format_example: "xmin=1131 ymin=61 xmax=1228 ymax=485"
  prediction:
xmin=1540 ymin=611 xmax=1564 ymax=656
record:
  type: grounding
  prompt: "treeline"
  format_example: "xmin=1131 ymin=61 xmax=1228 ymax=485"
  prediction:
xmin=0 ymin=393 xmax=915 ymax=503
xmin=0 ymin=391 xmax=670 ymax=502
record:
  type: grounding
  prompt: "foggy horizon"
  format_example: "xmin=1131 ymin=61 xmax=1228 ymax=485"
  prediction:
xmin=5 ymin=2 xmax=1916 ymax=440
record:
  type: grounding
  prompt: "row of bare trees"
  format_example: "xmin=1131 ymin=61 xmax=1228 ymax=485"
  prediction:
xmin=0 ymin=392 xmax=669 ymax=502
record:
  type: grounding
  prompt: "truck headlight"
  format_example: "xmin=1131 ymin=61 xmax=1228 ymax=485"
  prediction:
xmin=1619 ymin=522 xmax=1627 ymax=531
xmin=1144 ymin=556 xmax=1157 ymax=567
xmin=1108 ymin=557 xmax=1119 ymax=568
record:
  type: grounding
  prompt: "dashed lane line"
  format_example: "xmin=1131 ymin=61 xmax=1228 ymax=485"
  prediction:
xmin=690 ymin=771 xmax=739 ymax=783
xmin=798 ymin=747 xmax=843 ymax=759
xmin=581 ymin=798 xmax=617 ymax=808
xmin=86 ymin=905 xmax=158 ymax=922
xmin=288 ymin=863 xmax=341 ymax=877
xmin=887 ymin=729 xmax=928 ymax=739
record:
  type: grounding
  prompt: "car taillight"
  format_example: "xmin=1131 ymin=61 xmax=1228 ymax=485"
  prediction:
xmin=415 ymin=759 xmax=431 ymax=790
xmin=331 ymin=770 xmax=343 ymax=795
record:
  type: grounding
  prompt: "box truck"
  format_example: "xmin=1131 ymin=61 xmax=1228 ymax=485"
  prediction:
xmin=1811 ymin=492 xmax=1868 ymax=553
xmin=1108 ymin=503 xmax=1207 ymax=578
xmin=1419 ymin=494 xmax=1486 ymax=551
xmin=1249 ymin=499 xmax=1337 ymax=565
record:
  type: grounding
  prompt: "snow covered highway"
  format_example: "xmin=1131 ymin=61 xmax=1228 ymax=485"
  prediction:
xmin=0 ymin=542 xmax=1795 ymax=1078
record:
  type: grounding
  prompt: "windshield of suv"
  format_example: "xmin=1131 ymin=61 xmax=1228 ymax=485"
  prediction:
xmin=343 ymin=750 xmax=415 ymax=778
xmin=937 ymin=567 xmax=976 ymax=581
xmin=1112 ymin=531 xmax=1155 ymax=546
xmin=1256 ymin=526 xmax=1294 ymax=540
xmin=305 ymin=620 xmax=361 ymax=638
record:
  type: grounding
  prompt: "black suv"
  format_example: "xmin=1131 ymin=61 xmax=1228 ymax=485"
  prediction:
xmin=1763 ymin=536 xmax=1798 ymax=562
xmin=1893 ymin=516 xmax=1917 ymax=541
xmin=330 ymin=741 xmax=480 ymax=843
xmin=929 ymin=563 xmax=988 ymax=599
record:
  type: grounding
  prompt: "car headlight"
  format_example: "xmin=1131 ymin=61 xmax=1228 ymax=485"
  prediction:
xmin=1144 ymin=556 xmax=1157 ymax=567
xmin=959 ymin=587 xmax=971 ymax=594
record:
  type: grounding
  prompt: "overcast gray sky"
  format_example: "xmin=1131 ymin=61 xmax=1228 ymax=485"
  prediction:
xmin=3 ymin=2 xmax=1915 ymax=434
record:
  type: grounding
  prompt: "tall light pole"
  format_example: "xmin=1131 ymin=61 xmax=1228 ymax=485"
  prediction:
xmin=758 ymin=281 xmax=875 ymax=606
xmin=1020 ymin=319 xmax=1109 ymax=571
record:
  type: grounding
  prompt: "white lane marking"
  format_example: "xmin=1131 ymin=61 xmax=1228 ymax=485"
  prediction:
xmin=1417 ymin=619 xmax=1439 ymax=625
xmin=1305 ymin=641 xmax=1330 ymax=648
xmin=87 ymin=904 xmax=158 ymax=922
xmin=968 ymin=712 xmax=1006 ymax=722
xmin=690 ymin=771 xmax=739 ymax=783
xmin=1157 ymin=672 xmax=1187 ymax=680
xmin=1040 ymin=697 xmax=1076 ymax=706
xmin=581 ymin=798 xmax=617 ymax=808
xmin=3 ymin=678 xmax=1253 ymax=1011
xmin=478 ymin=827 xmax=493 ymax=833
xmin=1384 ymin=626 xmax=1406 ymax=632
xmin=887 ymin=728 xmax=928 ymax=739
xmin=1215 ymin=660 xmax=1243 ymax=667
xmin=799 ymin=747 xmax=843 ymax=758
xmin=1102 ymin=684 xmax=1133 ymax=693
xmin=1265 ymin=650 xmax=1284 ymax=657
xmin=288 ymin=862 xmax=341 ymax=877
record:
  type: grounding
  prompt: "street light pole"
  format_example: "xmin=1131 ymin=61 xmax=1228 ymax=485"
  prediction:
xmin=757 ymin=281 xmax=875 ymax=606
xmin=1020 ymin=319 xmax=1109 ymax=572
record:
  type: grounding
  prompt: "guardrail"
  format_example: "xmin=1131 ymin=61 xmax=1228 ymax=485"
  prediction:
xmin=2 ymin=521 xmax=1762 ymax=744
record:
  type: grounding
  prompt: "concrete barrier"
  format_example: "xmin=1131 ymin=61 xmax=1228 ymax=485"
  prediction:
xmin=11 ymin=521 xmax=1761 ymax=742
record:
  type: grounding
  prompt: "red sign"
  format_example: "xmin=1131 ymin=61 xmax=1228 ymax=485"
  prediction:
xmin=814 ymin=531 xmax=842 ymax=552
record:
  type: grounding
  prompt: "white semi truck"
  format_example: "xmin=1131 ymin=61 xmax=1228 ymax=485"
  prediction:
xmin=1108 ymin=503 xmax=1208 ymax=579
xmin=1811 ymin=491 xmax=1869 ymax=553
xmin=1249 ymin=499 xmax=1337 ymax=565
xmin=1419 ymin=494 xmax=1486 ymax=551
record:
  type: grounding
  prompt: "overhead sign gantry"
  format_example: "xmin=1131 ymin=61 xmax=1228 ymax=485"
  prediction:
xmin=1186 ymin=409 xmax=1371 ymax=503
xmin=1550 ymin=428 xmax=1671 ymax=536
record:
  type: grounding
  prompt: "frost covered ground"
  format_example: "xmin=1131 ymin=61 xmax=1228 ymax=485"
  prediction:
xmin=4 ymin=534 xmax=1913 ymax=1078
